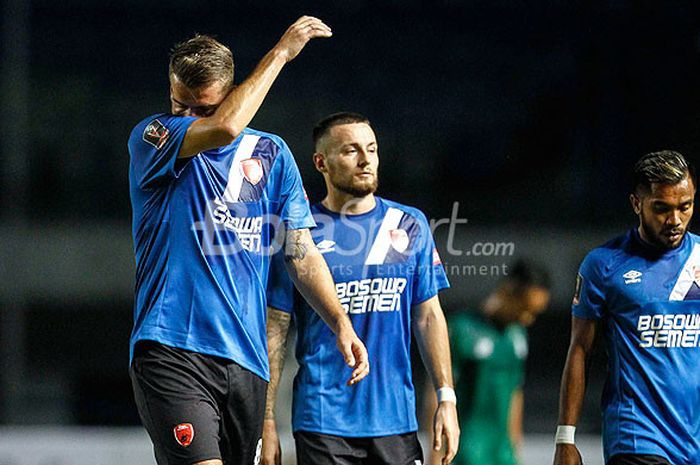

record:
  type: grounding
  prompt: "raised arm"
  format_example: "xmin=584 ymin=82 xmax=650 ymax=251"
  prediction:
xmin=179 ymin=16 xmax=332 ymax=158
xmin=283 ymin=228 xmax=369 ymax=385
xmin=553 ymin=316 xmax=597 ymax=465
xmin=262 ymin=307 xmax=292 ymax=465
xmin=412 ymin=295 xmax=460 ymax=465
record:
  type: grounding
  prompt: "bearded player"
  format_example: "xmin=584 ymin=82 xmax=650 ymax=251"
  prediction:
xmin=263 ymin=112 xmax=459 ymax=465
xmin=554 ymin=151 xmax=699 ymax=465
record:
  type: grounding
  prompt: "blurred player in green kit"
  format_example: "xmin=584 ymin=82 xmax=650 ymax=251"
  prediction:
xmin=431 ymin=260 xmax=550 ymax=465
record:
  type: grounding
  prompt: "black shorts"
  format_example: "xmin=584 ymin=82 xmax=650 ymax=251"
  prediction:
xmin=130 ymin=341 xmax=267 ymax=465
xmin=294 ymin=430 xmax=424 ymax=465
xmin=608 ymin=454 xmax=671 ymax=465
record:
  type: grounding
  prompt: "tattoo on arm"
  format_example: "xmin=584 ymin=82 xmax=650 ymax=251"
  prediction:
xmin=284 ymin=229 xmax=309 ymax=262
xmin=265 ymin=309 xmax=292 ymax=420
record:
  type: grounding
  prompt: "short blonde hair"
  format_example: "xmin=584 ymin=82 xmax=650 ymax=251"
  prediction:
xmin=169 ymin=34 xmax=234 ymax=90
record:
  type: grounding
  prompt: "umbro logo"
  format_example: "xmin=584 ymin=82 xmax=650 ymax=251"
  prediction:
xmin=623 ymin=270 xmax=642 ymax=284
xmin=316 ymin=239 xmax=336 ymax=254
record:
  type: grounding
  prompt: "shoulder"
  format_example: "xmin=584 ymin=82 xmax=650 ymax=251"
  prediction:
xmin=580 ymin=231 xmax=632 ymax=279
xmin=243 ymin=127 xmax=291 ymax=152
xmin=449 ymin=312 xmax=496 ymax=357
xmin=128 ymin=113 xmax=195 ymax=152
xmin=129 ymin=113 xmax=169 ymax=139
xmin=687 ymin=231 xmax=700 ymax=244
xmin=379 ymin=197 xmax=430 ymax=225
xmin=449 ymin=312 xmax=488 ymax=335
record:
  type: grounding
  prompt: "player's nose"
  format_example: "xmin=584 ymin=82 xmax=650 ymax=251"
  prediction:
xmin=356 ymin=150 xmax=369 ymax=166
xmin=667 ymin=210 xmax=682 ymax=226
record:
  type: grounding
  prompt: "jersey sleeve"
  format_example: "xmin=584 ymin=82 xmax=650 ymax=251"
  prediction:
xmin=273 ymin=140 xmax=315 ymax=231
xmin=411 ymin=212 xmax=450 ymax=304
xmin=266 ymin=241 xmax=295 ymax=314
xmin=128 ymin=114 xmax=196 ymax=189
xmin=571 ymin=251 xmax=607 ymax=320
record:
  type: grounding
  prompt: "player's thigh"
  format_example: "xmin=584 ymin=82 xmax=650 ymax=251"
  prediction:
xmin=294 ymin=431 xmax=367 ymax=465
xmin=366 ymin=432 xmax=423 ymax=465
xmin=219 ymin=361 xmax=268 ymax=465
xmin=130 ymin=342 xmax=226 ymax=465
xmin=607 ymin=454 xmax=671 ymax=465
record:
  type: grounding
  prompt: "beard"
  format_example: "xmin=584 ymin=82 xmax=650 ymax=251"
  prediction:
xmin=640 ymin=215 xmax=686 ymax=250
xmin=331 ymin=173 xmax=379 ymax=198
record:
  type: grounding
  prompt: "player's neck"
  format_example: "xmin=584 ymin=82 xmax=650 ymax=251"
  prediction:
xmin=637 ymin=226 xmax=653 ymax=247
xmin=322 ymin=191 xmax=376 ymax=215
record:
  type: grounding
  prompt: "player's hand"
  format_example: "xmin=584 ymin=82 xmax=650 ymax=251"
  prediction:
xmin=433 ymin=401 xmax=460 ymax=465
xmin=335 ymin=323 xmax=369 ymax=385
xmin=274 ymin=16 xmax=332 ymax=63
xmin=553 ymin=444 xmax=583 ymax=465
xmin=262 ymin=418 xmax=282 ymax=465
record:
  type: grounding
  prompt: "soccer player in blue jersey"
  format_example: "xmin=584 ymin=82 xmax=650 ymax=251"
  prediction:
xmin=553 ymin=150 xmax=698 ymax=465
xmin=263 ymin=112 xmax=460 ymax=465
xmin=127 ymin=19 xmax=369 ymax=465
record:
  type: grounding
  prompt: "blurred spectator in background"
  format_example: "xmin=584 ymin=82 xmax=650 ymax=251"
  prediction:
xmin=429 ymin=259 xmax=550 ymax=465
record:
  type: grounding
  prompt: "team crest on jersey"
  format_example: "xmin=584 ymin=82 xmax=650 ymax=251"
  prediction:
xmin=241 ymin=158 xmax=263 ymax=185
xmin=142 ymin=119 xmax=169 ymax=149
xmin=623 ymin=269 xmax=642 ymax=284
xmin=390 ymin=229 xmax=410 ymax=253
xmin=173 ymin=423 xmax=194 ymax=447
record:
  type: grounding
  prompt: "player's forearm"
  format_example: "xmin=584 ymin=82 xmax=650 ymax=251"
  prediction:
xmin=509 ymin=389 xmax=524 ymax=451
xmin=557 ymin=317 xmax=596 ymax=426
xmin=284 ymin=229 xmax=351 ymax=335
xmin=179 ymin=49 xmax=287 ymax=157
xmin=412 ymin=296 xmax=454 ymax=389
xmin=265 ymin=307 xmax=291 ymax=420
xmin=557 ymin=344 xmax=588 ymax=426
xmin=209 ymin=48 xmax=286 ymax=137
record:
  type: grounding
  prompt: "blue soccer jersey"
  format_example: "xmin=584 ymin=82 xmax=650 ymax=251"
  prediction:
xmin=574 ymin=229 xmax=700 ymax=465
xmin=267 ymin=197 xmax=450 ymax=437
xmin=128 ymin=113 xmax=314 ymax=381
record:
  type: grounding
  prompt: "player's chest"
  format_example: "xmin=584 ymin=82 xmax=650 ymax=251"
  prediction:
xmin=609 ymin=249 xmax=700 ymax=308
xmin=176 ymin=145 xmax=276 ymax=205
xmin=312 ymin=227 xmax=419 ymax=276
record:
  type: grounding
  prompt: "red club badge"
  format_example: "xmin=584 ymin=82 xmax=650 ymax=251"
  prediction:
xmin=241 ymin=158 xmax=263 ymax=185
xmin=390 ymin=229 xmax=409 ymax=253
xmin=173 ymin=423 xmax=194 ymax=447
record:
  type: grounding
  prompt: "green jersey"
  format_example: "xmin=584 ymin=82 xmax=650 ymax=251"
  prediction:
xmin=449 ymin=311 xmax=528 ymax=465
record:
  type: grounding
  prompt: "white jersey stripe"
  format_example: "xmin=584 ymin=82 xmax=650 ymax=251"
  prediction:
xmin=365 ymin=207 xmax=404 ymax=265
xmin=223 ymin=134 xmax=260 ymax=203
xmin=669 ymin=243 xmax=700 ymax=300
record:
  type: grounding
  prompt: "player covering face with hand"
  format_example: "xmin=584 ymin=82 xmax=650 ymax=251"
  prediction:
xmin=263 ymin=112 xmax=460 ymax=465
xmin=127 ymin=18 xmax=368 ymax=465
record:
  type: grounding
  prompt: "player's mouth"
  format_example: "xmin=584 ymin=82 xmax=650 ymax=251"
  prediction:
xmin=356 ymin=172 xmax=374 ymax=178
xmin=663 ymin=229 xmax=683 ymax=242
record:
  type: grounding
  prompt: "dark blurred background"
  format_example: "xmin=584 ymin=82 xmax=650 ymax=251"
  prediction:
xmin=1 ymin=0 xmax=700 ymax=447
